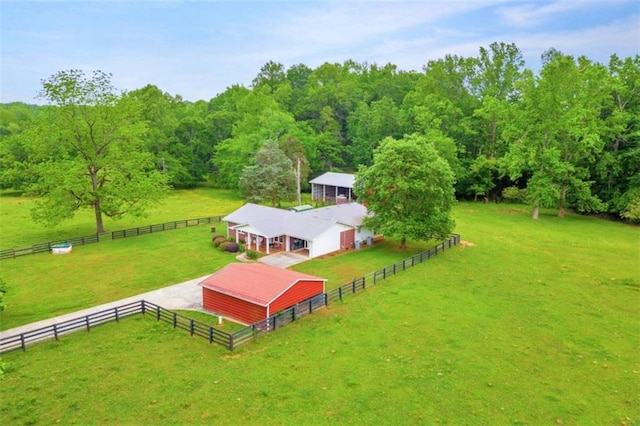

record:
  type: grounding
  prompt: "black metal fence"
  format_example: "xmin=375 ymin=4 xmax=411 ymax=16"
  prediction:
xmin=142 ymin=301 xmax=232 ymax=348
xmin=0 ymin=301 xmax=146 ymax=353
xmin=0 ymin=300 xmax=235 ymax=353
xmin=230 ymin=234 xmax=461 ymax=347
xmin=325 ymin=235 xmax=461 ymax=303
xmin=0 ymin=234 xmax=460 ymax=353
xmin=0 ymin=216 xmax=223 ymax=260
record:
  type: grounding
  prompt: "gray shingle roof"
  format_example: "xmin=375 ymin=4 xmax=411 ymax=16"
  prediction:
xmin=309 ymin=172 xmax=355 ymax=188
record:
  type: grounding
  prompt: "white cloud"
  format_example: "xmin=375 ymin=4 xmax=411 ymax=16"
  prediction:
xmin=1 ymin=0 xmax=638 ymax=104
xmin=497 ymin=1 xmax=585 ymax=27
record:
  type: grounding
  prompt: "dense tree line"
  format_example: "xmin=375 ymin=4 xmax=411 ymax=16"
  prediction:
xmin=1 ymin=42 xmax=638 ymax=223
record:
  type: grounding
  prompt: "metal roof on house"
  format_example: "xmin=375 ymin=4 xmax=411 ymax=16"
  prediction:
xmin=199 ymin=263 xmax=326 ymax=306
xmin=224 ymin=202 xmax=369 ymax=240
xmin=309 ymin=172 xmax=355 ymax=188
xmin=245 ymin=212 xmax=337 ymax=240
xmin=301 ymin=202 xmax=369 ymax=227
xmin=222 ymin=203 xmax=284 ymax=224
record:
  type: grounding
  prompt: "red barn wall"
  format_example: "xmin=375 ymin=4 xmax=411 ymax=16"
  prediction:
xmin=202 ymin=288 xmax=267 ymax=324
xmin=270 ymin=280 xmax=325 ymax=314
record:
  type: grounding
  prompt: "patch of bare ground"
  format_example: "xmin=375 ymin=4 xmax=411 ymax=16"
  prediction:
xmin=459 ymin=240 xmax=476 ymax=249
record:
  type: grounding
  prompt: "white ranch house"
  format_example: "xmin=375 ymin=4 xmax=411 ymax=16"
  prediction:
xmin=223 ymin=203 xmax=375 ymax=258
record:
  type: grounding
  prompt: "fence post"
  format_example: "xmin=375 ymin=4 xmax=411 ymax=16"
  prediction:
xmin=403 ymin=259 xmax=406 ymax=271
xmin=115 ymin=307 xmax=119 ymax=322
xmin=229 ymin=333 xmax=234 ymax=351
xmin=85 ymin=316 xmax=90 ymax=331
xmin=324 ymin=293 xmax=328 ymax=307
xmin=156 ymin=306 xmax=161 ymax=321
xmin=141 ymin=300 xmax=146 ymax=315
xmin=20 ymin=334 xmax=26 ymax=351
xmin=190 ymin=319 xmax=194 ymax=336
xmin=209 ymin=327 xmax=214 ymax=344
xmin=339 ymin=286 xmax=343 ymax=301
xmin=363 ymin=276 xmax=366 ymax=288
xmin=374 ymin=271 xmax=377 ymax=284
xmin=352 ymin=279 xmax=356 ymax=293
xmin=173 ymin=312 xmax=177 ymax=328
xmin=292 ymin=306 xmax=296 ymax=322
xmin=53 ymin=324 xmax=59 ymax=341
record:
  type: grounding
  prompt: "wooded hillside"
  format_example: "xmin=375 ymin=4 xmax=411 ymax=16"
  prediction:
xmin=1 ymin=43 xmax=638 ymax=221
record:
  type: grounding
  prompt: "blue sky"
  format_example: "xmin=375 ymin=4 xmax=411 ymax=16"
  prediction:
xmin=1 ymin=0 xmax=638 ymax=104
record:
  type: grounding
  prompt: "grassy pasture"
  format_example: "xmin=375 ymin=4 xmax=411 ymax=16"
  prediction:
xmin=0 ymin=187 xmax=242 ymax=248
xmin=0 ymin=200 xmax=638 ymax=424
xmin=0 ymin=190 xmax=429 ymax=330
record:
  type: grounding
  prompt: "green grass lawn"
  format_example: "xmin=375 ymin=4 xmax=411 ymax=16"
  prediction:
xmin=0 ymin=223 xmax=240 ymax=330
xmin=1 ymin=200 xmax=638 ymax=424
xmin=291 ymin=238 xmax=437 ymax=290
xmin=0 ymin=187 xmax=243 ymax=248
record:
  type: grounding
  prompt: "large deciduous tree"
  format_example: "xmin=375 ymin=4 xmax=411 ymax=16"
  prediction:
xmin=503 ymin=53 xmax=608 ymax=219
xmin=26 ymin=70 xmax=169 ymax=234
xmin=594 ymin=54 xmax=640 ymax=221
xmin=354 ymin=134 xmax=456 ymax=248
xmin=239 ymin=139 xmax=296 ymax=206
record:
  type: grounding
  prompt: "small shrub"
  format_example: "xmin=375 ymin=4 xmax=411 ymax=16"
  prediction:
xmin=211 ymin=234 xmax=226 ymax=242
xmin=502 ymin=186 xmax=527 ymax=203
xmin=245 ymin=250 xmax=259 ymax=260
xmin=213 ymin=236 xmax=226 ymax=247
xmin=225 ymin=242 xmax=239 ymax=253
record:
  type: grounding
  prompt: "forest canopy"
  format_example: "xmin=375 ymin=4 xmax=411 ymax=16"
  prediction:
xmin=1 ymin=43 xmax=638 ymax=222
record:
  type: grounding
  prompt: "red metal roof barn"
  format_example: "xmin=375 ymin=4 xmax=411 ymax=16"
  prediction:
xmin=199 ymin=263 xmax=326 ymax=324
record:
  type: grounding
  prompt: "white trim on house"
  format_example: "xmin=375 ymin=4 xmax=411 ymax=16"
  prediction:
xmin=223 ymin=202 xmax=373 ymax=258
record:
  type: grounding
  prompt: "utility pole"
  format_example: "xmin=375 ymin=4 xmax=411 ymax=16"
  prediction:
xmin=296 ymin=156 xmax=302 ymax=206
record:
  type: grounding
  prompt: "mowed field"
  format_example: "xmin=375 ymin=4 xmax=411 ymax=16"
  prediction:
xmin=0 ymin=193 xmax=638 ymax=424
xmin=0 ymin=188 xmax=243 ymax=329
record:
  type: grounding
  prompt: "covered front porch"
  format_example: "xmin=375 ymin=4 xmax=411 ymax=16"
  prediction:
xmin=235 ymin=229 xmax=309 ymax=257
